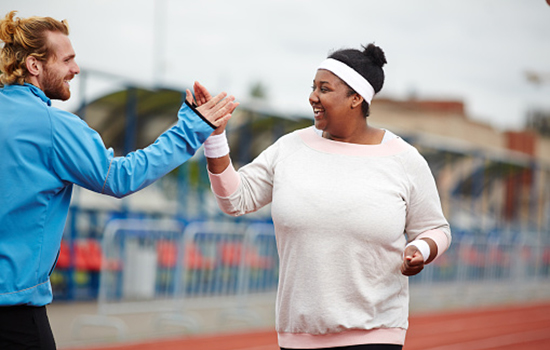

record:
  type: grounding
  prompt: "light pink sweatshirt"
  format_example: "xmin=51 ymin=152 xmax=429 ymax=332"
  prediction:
xmin=209 ymin=126 xmax=451 ymax=349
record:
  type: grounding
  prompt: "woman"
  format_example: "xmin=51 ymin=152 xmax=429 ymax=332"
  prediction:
xmin=195 ymin=43 xmax=451 ymax=350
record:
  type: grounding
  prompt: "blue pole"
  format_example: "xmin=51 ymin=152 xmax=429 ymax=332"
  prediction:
xmin=124 ymin=87 xmax=138 ymax=155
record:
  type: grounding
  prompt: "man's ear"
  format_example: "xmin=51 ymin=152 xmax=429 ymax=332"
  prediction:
xmin=25 ymin=56 xmax=42 ymax=77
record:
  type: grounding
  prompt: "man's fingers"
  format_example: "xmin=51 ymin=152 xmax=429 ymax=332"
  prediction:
xmin=210 ymin=101 xmax=238 ymax=124
xmin=203 ymin=92 xmax=229 ymax=109
xmin=226 ymin=101 xmax=239 ymax=115
xmin=196 ymin=95 xmax=238 ymax=127
xmin=192 ymin=85 xmax=238 ymax=127
xmin=211 ymin=114 xmax=232 ymax=128
xmin=207 ymin=96 xmax=236 ymax=120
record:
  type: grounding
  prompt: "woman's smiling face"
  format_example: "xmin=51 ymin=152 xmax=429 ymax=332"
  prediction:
xmin=309 ymin=69 xmax=355 ymax=137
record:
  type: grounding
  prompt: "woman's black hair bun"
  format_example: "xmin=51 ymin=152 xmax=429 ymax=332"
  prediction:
xmin=362 ymin=43 xmax=387 ymax=68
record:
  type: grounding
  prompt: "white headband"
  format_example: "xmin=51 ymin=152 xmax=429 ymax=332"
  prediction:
xmin=317 ymin=58 xmax=376 ymax=104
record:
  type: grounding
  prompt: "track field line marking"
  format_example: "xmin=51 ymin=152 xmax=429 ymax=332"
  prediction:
xmin=422 ymin=328 xmax=550 ymax=350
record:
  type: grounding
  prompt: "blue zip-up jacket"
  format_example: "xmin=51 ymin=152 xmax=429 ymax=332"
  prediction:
xmin=0 ymin=83 xmax=215 ymax=306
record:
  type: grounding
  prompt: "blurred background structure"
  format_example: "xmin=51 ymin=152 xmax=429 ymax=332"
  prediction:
xmin=1 ymin=0 xmax=550 ymax=348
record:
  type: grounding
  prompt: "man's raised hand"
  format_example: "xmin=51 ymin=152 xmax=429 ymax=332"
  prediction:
xmin=186 ymin=82 xmax=237 ymax=133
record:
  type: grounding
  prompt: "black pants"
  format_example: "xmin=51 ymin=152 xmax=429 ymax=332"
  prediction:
xmin=281 ymin=345 xmax=402 ymax=350
xmin=0 ymin=305 xmax=56 ymax=350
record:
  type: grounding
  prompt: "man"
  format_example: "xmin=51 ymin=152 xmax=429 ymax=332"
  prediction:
xmin=0 ymin=11 xmax=237 ymax=349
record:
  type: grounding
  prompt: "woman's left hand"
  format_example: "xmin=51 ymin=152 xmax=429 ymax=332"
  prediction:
xmin=401 ymin=246 xmax=425 ymax=276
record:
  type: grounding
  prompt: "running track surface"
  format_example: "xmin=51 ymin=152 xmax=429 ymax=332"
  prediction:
xmin=69 ymin=301 xmax=550 ymax=350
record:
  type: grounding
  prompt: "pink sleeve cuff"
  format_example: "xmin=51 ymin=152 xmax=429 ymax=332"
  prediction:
xmin=208 ymin=162 xmax=241 ymax=197
xmin=416 ymin=229 xmax=451 ymax=260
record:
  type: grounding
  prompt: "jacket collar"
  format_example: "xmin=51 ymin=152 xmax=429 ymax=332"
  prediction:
xmin=4 ymin=83 xmax=52 ymax=106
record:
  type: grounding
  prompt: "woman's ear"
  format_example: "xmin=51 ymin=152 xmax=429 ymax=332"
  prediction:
xmin=351 ymin=93 xmax=363 ymax=110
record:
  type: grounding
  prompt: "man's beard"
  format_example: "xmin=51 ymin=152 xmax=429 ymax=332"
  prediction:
xmin=41 ymin=67 xmax=71 ymax=101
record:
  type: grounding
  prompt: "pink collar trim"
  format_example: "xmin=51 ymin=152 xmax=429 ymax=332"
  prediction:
xmin=298 ymin=126 xmax=410 ymax=157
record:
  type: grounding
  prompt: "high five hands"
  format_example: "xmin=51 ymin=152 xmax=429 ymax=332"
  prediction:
xmin=186 ymin=82 xmax=238 ymax=134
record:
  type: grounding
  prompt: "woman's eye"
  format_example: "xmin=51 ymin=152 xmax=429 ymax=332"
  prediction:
xmin=311 ymin=85 xmax=329 ymax=92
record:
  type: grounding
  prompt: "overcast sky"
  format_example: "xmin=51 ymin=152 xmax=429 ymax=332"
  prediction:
xmin=2 ymin=0 xmax=550 ymax=131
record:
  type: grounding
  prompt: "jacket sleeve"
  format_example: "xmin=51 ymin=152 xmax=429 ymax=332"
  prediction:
xmin=50 ymin=101 xmax=214 ymax=198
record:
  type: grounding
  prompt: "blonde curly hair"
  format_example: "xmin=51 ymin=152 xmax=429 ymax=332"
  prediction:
xmin=0 ymin=11 xmax=69 ymax=85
